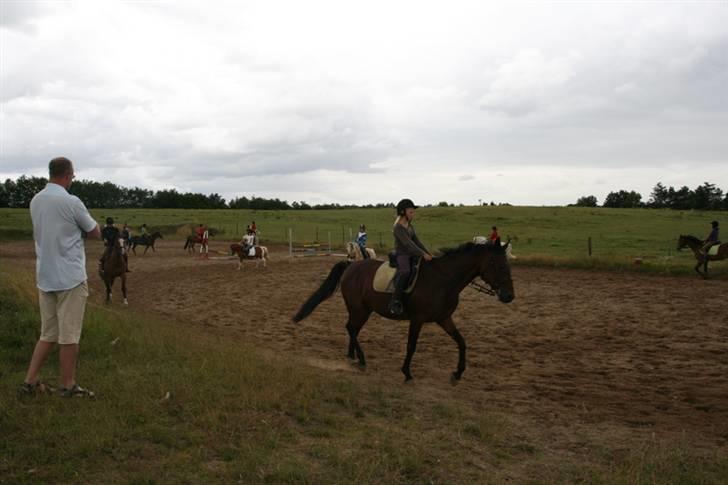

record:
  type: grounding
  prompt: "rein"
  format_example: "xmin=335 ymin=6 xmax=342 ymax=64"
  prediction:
xmin=468 ymin=280 xmax=497 ymax=296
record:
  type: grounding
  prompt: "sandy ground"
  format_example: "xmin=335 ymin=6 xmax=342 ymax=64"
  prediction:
xmin=3 ymin=239 xmax=727 ymax=455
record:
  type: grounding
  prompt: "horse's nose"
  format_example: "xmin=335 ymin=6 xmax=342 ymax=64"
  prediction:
xmin=497 ymin=289 xmax=514 ymax=304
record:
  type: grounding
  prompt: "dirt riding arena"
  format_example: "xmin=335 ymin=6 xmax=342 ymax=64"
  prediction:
xmin=3 ymin=239 xmax=727 ymax=454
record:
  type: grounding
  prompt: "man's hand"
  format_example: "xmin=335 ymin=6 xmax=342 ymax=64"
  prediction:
xmin=423 ymin=253 xmax=433 ymax=261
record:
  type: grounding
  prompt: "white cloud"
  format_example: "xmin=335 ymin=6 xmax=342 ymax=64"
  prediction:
xmin=1 ymin=1 xmax=727 ymax=205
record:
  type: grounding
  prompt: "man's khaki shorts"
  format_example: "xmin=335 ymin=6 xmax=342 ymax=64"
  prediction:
xmin=39 ymin=281 xmax=89 ymax=345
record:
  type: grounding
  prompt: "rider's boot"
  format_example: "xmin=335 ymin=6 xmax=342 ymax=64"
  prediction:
xmin=388 ymin=272 xmax=409 ymax=315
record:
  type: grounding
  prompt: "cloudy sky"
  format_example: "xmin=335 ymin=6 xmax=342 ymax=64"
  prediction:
xmin=2 ymin=1 xmax=727 ymax=206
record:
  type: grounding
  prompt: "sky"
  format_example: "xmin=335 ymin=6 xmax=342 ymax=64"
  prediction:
xmin=1 ymin=0 xmax=727 ymax=206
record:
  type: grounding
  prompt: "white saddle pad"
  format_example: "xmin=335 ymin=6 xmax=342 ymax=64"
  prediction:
xmin=248 ymin=247 xmax=256 ymax=257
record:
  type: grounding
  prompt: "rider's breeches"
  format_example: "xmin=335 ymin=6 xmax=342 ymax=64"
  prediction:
xmin=395 ymin=254 xmax=411 ymax=278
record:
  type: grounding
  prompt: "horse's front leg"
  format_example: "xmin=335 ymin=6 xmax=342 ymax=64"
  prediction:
xmin=437 ymin=317 xmax=466 ymax=384
xmin=105 ymin=279 xmax=113 ymax=304
xmin=401 ymin=319 xmax=423 ymax=382
xmin=121 ymin=275 xmax=128 ymax=305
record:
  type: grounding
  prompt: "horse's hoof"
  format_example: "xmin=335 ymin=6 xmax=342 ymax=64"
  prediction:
xmin=123 ymin=300 xmax=128 ymax=306
xmin=404 ymin=376 xmax=414 ymax=384
xmin=450 ymin=373 xmax=461 ymax=386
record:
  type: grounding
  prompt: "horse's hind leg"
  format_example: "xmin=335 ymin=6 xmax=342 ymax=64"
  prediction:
xmin=401 ymin=319 xmax=424 ymax=382
xmin=437 ymin=317 xmax=467 ymax=384
xmin=105 ymin=279 xmax=112 ymax=304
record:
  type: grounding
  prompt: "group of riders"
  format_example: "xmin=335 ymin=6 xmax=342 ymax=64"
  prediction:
xmin=97 ymin=202 xmax=721 ymax=314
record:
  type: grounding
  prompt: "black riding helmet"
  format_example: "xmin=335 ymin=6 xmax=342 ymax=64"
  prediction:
xmin=712 ymin=220 xmax=719 ymax=227
xmin=106 ymin=217 xmax=114 ymax=225
xmin=396 ymin=199 xmax=418 ymax=215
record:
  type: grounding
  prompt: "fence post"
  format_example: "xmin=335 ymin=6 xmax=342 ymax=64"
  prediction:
xmin=379 ymin=232 xmax=383 ymax=248
xmin=289 ymin=228 xmax=293 ymax=260
xmin=315 ymin=226 xmax=319 ymax=243
xmin=328 ymin=231 xmax=332 ymax=254
xmin=588 ymin=236 xmax=592 ymax=256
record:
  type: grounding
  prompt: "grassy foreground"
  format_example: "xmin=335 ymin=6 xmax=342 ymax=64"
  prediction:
xmin=2 ymin=264 xmax=728 ymax=483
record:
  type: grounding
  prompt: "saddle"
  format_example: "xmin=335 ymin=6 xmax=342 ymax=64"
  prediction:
xmin=707 ymin=243 xmax=721 ymax=256
xmin=373 ymin=253 xmax=421 ymax=293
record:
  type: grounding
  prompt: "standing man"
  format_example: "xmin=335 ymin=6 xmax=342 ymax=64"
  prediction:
xmin=19 ymin=157 xmax=100 ymax=398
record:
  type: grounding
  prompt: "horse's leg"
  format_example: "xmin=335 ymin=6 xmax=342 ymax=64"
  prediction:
xmin=695 ymin=260 xmax=704 ymax=277
xmin=105 ymin=278 xmax=112 ymax=304
xmin=401 ymin=319 xmax=424 ymax=382
xmin=144 ymin=245 xmax=149 ymax=255
xmin=132 ymin=244 xmax=137 ymax=256
xmin=121 ymin=274 xmax=128 ymax=305
xmin=345 ymin=309 xmax=371 ymax=368
xmin=437 ymin=317 xmax=467 ymax=384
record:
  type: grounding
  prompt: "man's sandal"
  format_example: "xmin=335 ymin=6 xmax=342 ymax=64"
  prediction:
xmin=17 ymin=381 xmax=56 ymax=398
xmin=58 ymin=384 xmax=96 ymax=399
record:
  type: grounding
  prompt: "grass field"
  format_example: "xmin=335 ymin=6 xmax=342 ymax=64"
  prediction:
xmin=2 ymin=206 xmax=726 ymax=275
xmin=2 ymin=263 xmax=727 ymax=483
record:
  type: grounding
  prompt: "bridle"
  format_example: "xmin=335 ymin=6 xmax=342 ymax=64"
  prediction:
xmin=468 ymin=279 xmax=497 ymax=296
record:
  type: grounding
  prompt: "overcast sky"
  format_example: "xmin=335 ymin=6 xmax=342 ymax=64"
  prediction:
xmin=1 ymin=1 xmax=727 ymax=206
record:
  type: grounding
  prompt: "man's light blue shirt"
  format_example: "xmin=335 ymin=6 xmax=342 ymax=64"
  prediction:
xmin=30 ymin=183 xmax=98 ymax=292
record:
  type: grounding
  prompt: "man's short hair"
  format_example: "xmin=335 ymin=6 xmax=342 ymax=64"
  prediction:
xmin=49 ymin=157 xmax=73 ymax=178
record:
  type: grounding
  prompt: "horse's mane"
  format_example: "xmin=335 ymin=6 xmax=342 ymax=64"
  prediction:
xmin=681 ymin=234 xmax=702 ymax=244
xmin=437 ymin=241 xmax=503 ymax=259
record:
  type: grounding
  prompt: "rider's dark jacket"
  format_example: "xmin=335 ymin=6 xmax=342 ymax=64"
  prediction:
xmin=102 ymin=225 xmax=120 ymax=247
xmin=393 ymin=223 xmax=428 ymax=257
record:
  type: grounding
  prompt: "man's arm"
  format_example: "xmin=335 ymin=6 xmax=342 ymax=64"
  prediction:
xmin=86 ymin=224 xmax=101 ymax=239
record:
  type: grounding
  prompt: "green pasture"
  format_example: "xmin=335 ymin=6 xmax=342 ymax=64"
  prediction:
xmin=2 ymin=206 xmax=725 ymax=274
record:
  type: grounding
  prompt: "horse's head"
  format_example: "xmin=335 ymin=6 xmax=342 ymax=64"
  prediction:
xmin=230 ymin=243 xmax=240 ymax=256
xmin=478 ymin=238 xmax=514 ymax=303
xmin=345 ymin=241 xmax=356 ymax=258
xmin=677 ymin=235 xmax=686 ymax=251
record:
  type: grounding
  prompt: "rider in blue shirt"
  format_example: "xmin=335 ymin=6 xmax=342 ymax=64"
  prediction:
xmin=702 ymin=220 xmax=720 ymax=256
xmin=356 ymin=224 xmax=369 ymax=259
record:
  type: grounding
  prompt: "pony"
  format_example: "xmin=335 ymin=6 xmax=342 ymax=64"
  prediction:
xmin=230 ymin=243 xmax=269 ymax=270
xmin=473 ymin=236 xmax=516 ymax=260
xmin=100 ymin=237 xmax=128 ymax=305
xmin=345 ymin=241 xmax=377 ymax=261
xmin=183 ymin=228 xmax=217 ymax=254
xmin=129 ymin=231 xmax=163 ymax=255
xmin=677 ymin=234 xmax=727 ymax=278
xmin=293 ymin=240 xmax=515 ymax=383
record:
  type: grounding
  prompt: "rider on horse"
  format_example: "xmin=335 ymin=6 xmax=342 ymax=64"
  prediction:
xmin=356 ymin=224 xmax=369 ymax=260
xmin=489 ymin=226 xmax=499 ymax=242
xmin=702 ymin=221 xmax=721 ymax=257
xmin=389 ymin=199 xmax=433 ymax=315
xmin=240 ymin=227 xmax=255 ymax=255
xmin=99 ymin=217 xmax=129 ymax=275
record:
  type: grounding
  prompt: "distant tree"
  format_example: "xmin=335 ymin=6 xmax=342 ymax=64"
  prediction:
xmin=648 ymin=182 xmax=669 ymax=208
xmin=0 ymin=179 xmax=11 ymax=207
xmin=8 ymin=175 xmax=47 ymax=208
xmin=667 ymin=186 xmax=692 ymax=210
xmin=574 ymin=195 xmax=598 ymax=207
xmin=692 ymin=182 xmax=723 ymax=210
xmin=603 ymin=190 xmax=643 ymax=208
xmin=437 ymin=201 xmax=449 ymax=207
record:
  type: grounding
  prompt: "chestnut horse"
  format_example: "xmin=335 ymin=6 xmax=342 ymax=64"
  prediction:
xmin=677 ymin=234 xmax=727 ymax=278
xmin=230 ymin=243 xmax=269 ymax=270
xmin=293 ymin=241 xmax=515 ymax=383
xmin=100 ymin=238 xmax=127 ymax=305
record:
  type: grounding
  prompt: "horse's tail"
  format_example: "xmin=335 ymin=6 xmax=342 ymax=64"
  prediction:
xmin=293 ymin=260 xmax=351 ymax=323
xmin=262 ymin=246 xmax=269 ymax=260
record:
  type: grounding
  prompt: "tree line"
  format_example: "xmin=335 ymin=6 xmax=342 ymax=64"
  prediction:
xmin=573 ymin=182 xmax=727 ymax=210
xmin=2 ymin=175 xmax=726 ymax=211
xmin=0 ymin=176 xmax=395 ymax=210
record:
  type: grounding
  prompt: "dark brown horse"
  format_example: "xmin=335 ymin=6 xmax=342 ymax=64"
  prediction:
xmin=293 ymin=241 xmax=515 ymax=383
xmin=100 ymin=238 xmax=128 ymax=305
xmin=230 ymin=243 xmax=269 ymax=270
xmin=677 ymin=234 xmax=727 ymax=278
xmin=130 ymin=231 xmax=163 ymax=255
xmin=184 ymin=229 xmax=217 ymax=254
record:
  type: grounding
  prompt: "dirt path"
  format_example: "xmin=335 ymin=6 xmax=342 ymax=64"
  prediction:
xmin=4 ymin=239 xmax=727 ymax=452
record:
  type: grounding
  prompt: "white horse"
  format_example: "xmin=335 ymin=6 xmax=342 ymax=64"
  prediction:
xmin=346 ymin=241 xmax=377 ymax=261
xmin=473 ymin=236 xmax=516 ymax=260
